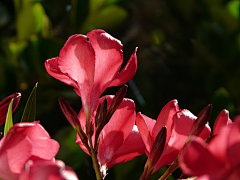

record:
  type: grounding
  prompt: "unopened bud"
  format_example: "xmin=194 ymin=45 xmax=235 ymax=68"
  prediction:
xmin=140 ymin=126 xmax=167 ymax=180
xmin=105 ymin=85 xmax=128 ymax=121
xmin=95 ymin=98 xmax=107 ymax=130
xmin=58 ymin=97 xmax=90 ymax=151
xmin=148 ymin=126 xmax=167 ymax=168
xmin=94 ymin=99 xmax=108 ymax=151
xmin=190 ymin=104 xmax=212 ymax=137
xmin=58 ymin=97 xmax=81 ymax=129
xmin=0 ymin=93 xmax=21 ymax=122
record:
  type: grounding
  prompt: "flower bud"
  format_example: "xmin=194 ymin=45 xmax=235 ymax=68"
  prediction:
xmin=189 ymin=104 xmax=212 ymax=137
xmin=95 ymin=98 xmax=107 ymax=130
xmin=59 ymin=97 xmax=81 ymax=129
xmin=0 ymin=93 xmax=21 ymax=124
xmin=94 ymin=99 xmax=108 ymax=150
xmin=58 ymin=97 xmax=90 ymax=152
xmin=140 ymin=126 xmax=166 ymax=180
xmin=148 ymin=126 xmax=166 ymax=168
xmin=105 ymin=85 xmax=128 ymax=121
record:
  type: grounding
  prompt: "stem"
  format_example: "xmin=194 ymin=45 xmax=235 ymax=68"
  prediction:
xmin=89 ymin=136 xmax=102 ymax=180
xmin=158 ymin=159 xmax=179 ymax=180
xmin=139 ymin=165 xmax=152 ymax=180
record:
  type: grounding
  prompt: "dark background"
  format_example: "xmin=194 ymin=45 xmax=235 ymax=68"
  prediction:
xmin=0 ymin=0 xmax=239 ymax=179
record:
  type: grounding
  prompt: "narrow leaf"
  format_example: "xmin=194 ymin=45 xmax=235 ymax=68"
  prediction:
xmin=21 ymin=82 xmax=38 ymax=122
xmin=4 ymin=99 xmax=14 ymax=136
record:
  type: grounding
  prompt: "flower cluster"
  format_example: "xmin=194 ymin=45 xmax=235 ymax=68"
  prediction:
xmin=1 ymin=29 xmax=240 ymax=180
xmin=0 ymin=94 xmax=78 ymax=180
xmin=44 ymin=29 xmax=240 ymax=180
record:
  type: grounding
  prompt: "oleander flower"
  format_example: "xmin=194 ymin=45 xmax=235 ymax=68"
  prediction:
xmin=179 ymin=113 xmax=240 ymax=180
xmin=45 ymin=29 xmax=137 ymax=127
xmin=76 ymin=95 xmax=145 ymax=175
xmin=0 ymin=122 xmax=59 ymax=180
xmin=19 ymin=160 xmax=78 ymax=180
xmin=0 ymin=92 xmax=21 ymax=125
xmin=136 ymin=100 xmax=211 ymax=173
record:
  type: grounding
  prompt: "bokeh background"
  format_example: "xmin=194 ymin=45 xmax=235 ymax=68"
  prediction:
xmin=0 ymin=0 xmax=239 ymax=179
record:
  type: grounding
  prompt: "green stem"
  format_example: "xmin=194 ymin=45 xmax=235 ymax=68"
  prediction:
xmin=139 ymin=165 xmax=152 ymax=180
xmin=89 ymin=136 xmax=102 ymax=180
xmin=158 ymin=159 xmax=179 ymax=180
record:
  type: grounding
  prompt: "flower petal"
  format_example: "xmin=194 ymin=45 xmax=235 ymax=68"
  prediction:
xmin=45 ymin=58 xmax=79 ymax=91
xmin=152 ymin=109 xmax=211 ymax=172
xmin=179 ymin=137 xmax=223 ymax=176
xmin=212 ymin=110 xmax=232 ymax=135
xmin=172 ymin=109 xmax=210 ymax=149
xmin=208 ymin=125 xmax=231 ymax=164
xmin=14 ymin=122 xmax=51 ymax=139
xmin=11 ymin=122 xmax=59 ymax=161
xmin=87 ymin=30 xmax=123 ymax=103
xmin=107 ymin=125 xmax=145 ymax=168
xmin=76 ymin=133 xmax=90 ymax=155
xmin=97 ymin=97 xmax=135 ymax=166
xmin=57 ymin=34 xmax=96 ymax=111
xmin=136 ymin=112 xmax=155 ymax=155
xmin=0 ymin=132 xmax=32 ymax=180
xmin=30 ymin=139 xmax=59 ymax=161
xmin=19 ymin=160 xmax=79 ymax=180
xmin=153 ymin=99 xmax=179 ymax=144
xmin=109 ymin=48 xmax=138 ymax=87
xmin=226 ymin=120 xmax=240 ymax=166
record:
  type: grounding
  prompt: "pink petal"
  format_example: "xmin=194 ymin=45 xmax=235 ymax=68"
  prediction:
xmin=225 ymin=167 xmax=240 ymax=180
xmin=153 ymin=110 xmax=195 ymax=171
xmin=86 ymin=30 xmax=123 ymax=106
xmin=77 ymin=109 xmax=87 ymax=131
xmin=14 ymin=122 xmax=51 ymax=140
xmin=226 ymin=120 xmax=240 ymax=166
xmin=153 ymin=109 xmax=211 ymax=172
xmin=0 ymin=132 xmax=32 ymax=180
xmin=20 ymin=160 xmax=79 ymax=180
xmin=136 ymin=112 xmax=156 ymax=155
xmin=11 ymin=123 xmax=59 ymax=160
xmin=213 ymin=110 xmax=232 ymax=135
xmin=178 ymin=137 xmax=223 ymax=176
xmin=107 ymin=125 xmax=145 ymax=168
xmin=171 ymin=109 xmax=210 ymax=151
xmin=57 ymin=34 xmax=95 ymax=111
xmin=152 ymin=99 xmax=179 ymax=144
xmin=97 ymin=97 xmax=136 ymax=166
xmin=233 ymin=115 xmax=240 ymax=122
xmin=109 ymin=48 xmax=138 ymax=87
xmin=30 ymin=139 xmax=59 ymax=160
xmin=44 ymin=58 xmax=79 ymax=91
xmin=76 ymin=134 xmax=90 ymax=155
xmin=208 ymin=125 xmax=231 ymax=164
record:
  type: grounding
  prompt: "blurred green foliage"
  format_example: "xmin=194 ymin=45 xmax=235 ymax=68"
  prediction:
xmin=0 ymin=0 xmax=240 ymax=179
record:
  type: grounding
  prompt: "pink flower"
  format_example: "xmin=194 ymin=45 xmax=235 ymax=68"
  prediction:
xmin=45 ymin=29 xmax=137 ymax=123
xmin=76 ymin=96 xmax=145 ymax=173
xmin=19 ymin=160 xmax=78 ymax=180
xmin=0 ymin=122 xmax=60 ymax=180
xmin=179 ymin=113 xmax=239 ymax=180
xmin=136 ymin=100 xmax=211 ymax=173
xmin=0 ymin=93 xmax=21 ymax=125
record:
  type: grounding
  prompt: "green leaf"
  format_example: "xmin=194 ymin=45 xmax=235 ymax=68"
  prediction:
xmin=14 ymin=0 xmax=52 ymax=40
xmin=21 ymin=82 xmax=38 ymax=122
xmin=80 ymin=5 xmax=128 ymax=33
xmin=4 ymin=99 xmax=14 ymax=136
xmin=227 ymin=0 xmax=240 ymax=18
